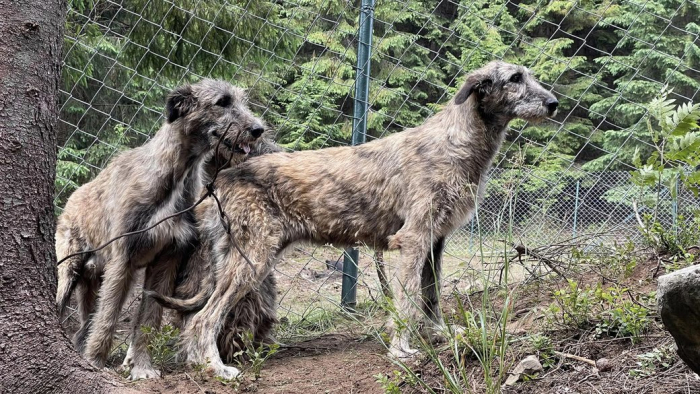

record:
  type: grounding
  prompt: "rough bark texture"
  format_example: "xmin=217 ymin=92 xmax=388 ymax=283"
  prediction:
xmin=0 ymin=1 xmax=125 ymax=393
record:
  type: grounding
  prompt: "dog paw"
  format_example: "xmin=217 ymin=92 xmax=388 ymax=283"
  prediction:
xmin=420 ymin=326 xmax=448 ymax=344
xmin=121 ymin=352 xmax=133 ymax=370
xmin=209 ymin=364 xmax=241 ymax=380
xmin=388 ymin=346 xmax=420 ymax=361
xmin=128 ymin=364 xmax=161 ymax=380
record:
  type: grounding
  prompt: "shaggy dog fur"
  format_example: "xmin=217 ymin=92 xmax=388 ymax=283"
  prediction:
xmin=150 ymin=61 xmax=559 ymax=378
xmin=55 ymin=79 xmax=269 ymax=379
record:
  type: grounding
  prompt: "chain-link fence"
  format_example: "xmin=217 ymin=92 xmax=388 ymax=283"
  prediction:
xmin=56 ymin=0 xmax=700 ymax=334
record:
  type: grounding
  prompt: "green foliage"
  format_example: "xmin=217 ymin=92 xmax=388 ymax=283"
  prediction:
xmin=624 ymin=90 xmax=700 ymax=257
xmin=640 ymin=213 xmax=700 ymax=259
xmin=547 ymin=280 xmax=594 ymax=328
xmin=584 ymin=0 xmax=700 ymax=170
xmin=452 ymin=303 xmax=509 ymax=365
xmin=547 ymin=281 xmax=652 ymax=342
xmin=529 ymin=334 xmax=556 ymax=369
xmin=629 ymin=346 xmax=676 ymax=378
xmin=140 ymin=324 xmax=180 ymax=376
xmin=375 ymin=370 xmax=418 ymax=394
xmin=631 ymin=89 xmax=700 ymax=196
xmin=231 ymin=331 xmax=280 ymax=380
xmin=593 ymin=287 xmax=651 ymax=343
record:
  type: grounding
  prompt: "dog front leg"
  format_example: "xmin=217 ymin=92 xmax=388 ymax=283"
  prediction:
xmin=83 ymin=250 xmax=134 ymax=367
xmin=124 ymin=254 xmax=179 ymax=380
xmin=386 ymin=229 xmax=431 ymax=360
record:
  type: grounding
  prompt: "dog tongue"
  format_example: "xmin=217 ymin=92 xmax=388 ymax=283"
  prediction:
xmin=241 ymin=143 xmax=251 ymax=154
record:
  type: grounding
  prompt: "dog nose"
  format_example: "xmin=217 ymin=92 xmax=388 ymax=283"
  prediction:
xmin=545 ymin=98 xmax=559 ymax=114
xmin=249 ymin=125 xmax=264 ymax=139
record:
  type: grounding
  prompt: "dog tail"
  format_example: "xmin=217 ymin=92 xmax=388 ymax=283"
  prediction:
xmin=56 ymin=239 xmax=83 ymax=317
xmin=146 ymin=281 xmax=213 ymax=312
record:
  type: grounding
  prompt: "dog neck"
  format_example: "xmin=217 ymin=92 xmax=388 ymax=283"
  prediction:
xmin=143 ymin=123 xmax=215 ymax=206
xmin=429 ymin=97 xmax=510 ymax=177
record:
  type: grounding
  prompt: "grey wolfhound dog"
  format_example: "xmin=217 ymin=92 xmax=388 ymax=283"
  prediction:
xmin=55 ymin=79 xmax=270 ymax=380
xmin=169 ymin=137 xmax=282 ymax=363
xmin=150 ymin=61 xmax=559 ymax=378
xmin=170 ymin=237 xmax=280 ymax=363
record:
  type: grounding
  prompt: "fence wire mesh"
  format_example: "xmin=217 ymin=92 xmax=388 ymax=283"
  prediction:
xmin=56 ymin=0 xmax=700 ymax=335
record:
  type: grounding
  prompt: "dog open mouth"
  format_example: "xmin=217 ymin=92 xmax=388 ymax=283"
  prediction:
xmin=233 ymin=142 xmax=251 ymax=155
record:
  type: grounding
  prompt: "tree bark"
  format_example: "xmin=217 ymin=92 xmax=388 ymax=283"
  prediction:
xmin=0 ymin=1 xmax=127 ymax=393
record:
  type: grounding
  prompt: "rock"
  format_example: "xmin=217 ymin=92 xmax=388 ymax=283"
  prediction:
xmin=595 ymin=358 xmax=612 ymax=372
xmin=657 ymin=265 xmax=700 ymax=374
xmin=504 ymin=355 xmax=543 ymax=386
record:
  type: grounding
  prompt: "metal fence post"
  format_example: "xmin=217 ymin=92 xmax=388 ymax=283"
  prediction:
xmin=572 ymin=180 xmax=580 ymax=238
xmin=341 ymin=0 xmax=375 ymax=311
xmin=672 ymin=175 xmax=679 ymax=236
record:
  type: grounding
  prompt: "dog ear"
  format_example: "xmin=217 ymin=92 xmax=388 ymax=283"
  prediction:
xmin=454 ymin=74 xmax=493 ymax=105
xmin=166 ymin=85 xmax=196 ymax=123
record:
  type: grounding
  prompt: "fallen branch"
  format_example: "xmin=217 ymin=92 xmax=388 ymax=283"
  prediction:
xmin=512 ymin=243 xmax=567 ymax=279
xmin=553 ymin=351 xmax=612 ymax=371
xmin=553 ymin=351 xmax=596 ymax=367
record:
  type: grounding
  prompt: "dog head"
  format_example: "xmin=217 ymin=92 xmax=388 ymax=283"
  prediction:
xmin=165 ymin=79 xmax=267 ymax=164
xmin=453 ymin=61 xmax=558 ymax=123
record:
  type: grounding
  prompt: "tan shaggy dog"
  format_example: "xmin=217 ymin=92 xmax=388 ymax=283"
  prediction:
xmin=55 ymin=79 xmax=269 ymax=379
xmin=151 ymin=61 xmax=559 ymax=378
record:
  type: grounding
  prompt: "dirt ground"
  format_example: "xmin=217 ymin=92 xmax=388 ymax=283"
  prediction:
xmin=132 ymin=334 xmax=395 ymax=393
xmin=61 ymin=243 xmax=700 ymax=393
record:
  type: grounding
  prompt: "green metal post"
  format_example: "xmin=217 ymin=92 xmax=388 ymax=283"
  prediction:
xmin=672 ymin=176 xmax=679 ymax=236
xmin=572 ymin=180 xmax=580 ymax=238
xmin=341 ymin=0 xmax=375 ymax=311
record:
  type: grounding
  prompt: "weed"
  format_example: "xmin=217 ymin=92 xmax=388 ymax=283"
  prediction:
xmin=375 ymin=370 xmax=417 ymax=394
xmin=594 ymin=287 xmax=652 ymax=343
xmin=232 ymin=331 xmax=280 ymax=380
xmin=546 ymin=280 xmax=593 ymax=328
xmin=629 ymin=346 xmax=676 ymax=377
xmin=529 ymin=334 xmax=555 ymax=369
xmin=141 ymin=324 xmax=180 ymax=376
xmin=642 ymin=213 xmax=700 ymax=260
xmin=214 ymin=375 xmax=241 ymax=388
xmin=547 ymin=282 xmax=652 ymax=342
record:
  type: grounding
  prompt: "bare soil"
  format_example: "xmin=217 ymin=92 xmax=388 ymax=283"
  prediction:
xmin=132 ymin=334 xmax=394 ymax=393
xmin=61 ymin=245 xmax=700 ymax=393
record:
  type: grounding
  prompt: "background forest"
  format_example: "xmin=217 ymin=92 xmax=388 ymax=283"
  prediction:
xmin=56 ymin=0 xmax=700 ymax=240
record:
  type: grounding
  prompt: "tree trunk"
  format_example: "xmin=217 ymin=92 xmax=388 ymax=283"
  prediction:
xmin=0 ymin=2 xmax=127 ymax=393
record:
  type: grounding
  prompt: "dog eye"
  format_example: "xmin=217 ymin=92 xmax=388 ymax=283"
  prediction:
xmin=215 ymin=95 xmax=232 ymax=107
xmin=509 ymin=73 xmax=522 ymax=83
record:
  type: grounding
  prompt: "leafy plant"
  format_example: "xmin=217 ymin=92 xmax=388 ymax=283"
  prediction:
xmin=140 ymin=324 xmax=180 ymax=377
xmin=232 ymin=331 xmax=280 ymax=380
xmin=529 ymin=334 xmax=556 ymax=369
xmin=629 ymin=346 xmax=676 ymax=378
xmin=547 ymin=280 xmax=594 ymax=328
xmin=625 ymin=90 xmax=700 ymax=257
xmin=375 ymin=370 xmax=417 ymax=394
xmin=547 ymin=281 xmax=652 ymax=342
xmin=594 ymin=287 xmax=652 ymax=343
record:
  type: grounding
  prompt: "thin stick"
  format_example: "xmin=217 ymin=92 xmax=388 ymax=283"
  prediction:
xmin=512 ymin=243 xmax=567 ymax=279
xmin=553 ymin=350 xmax=596 ymax=367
